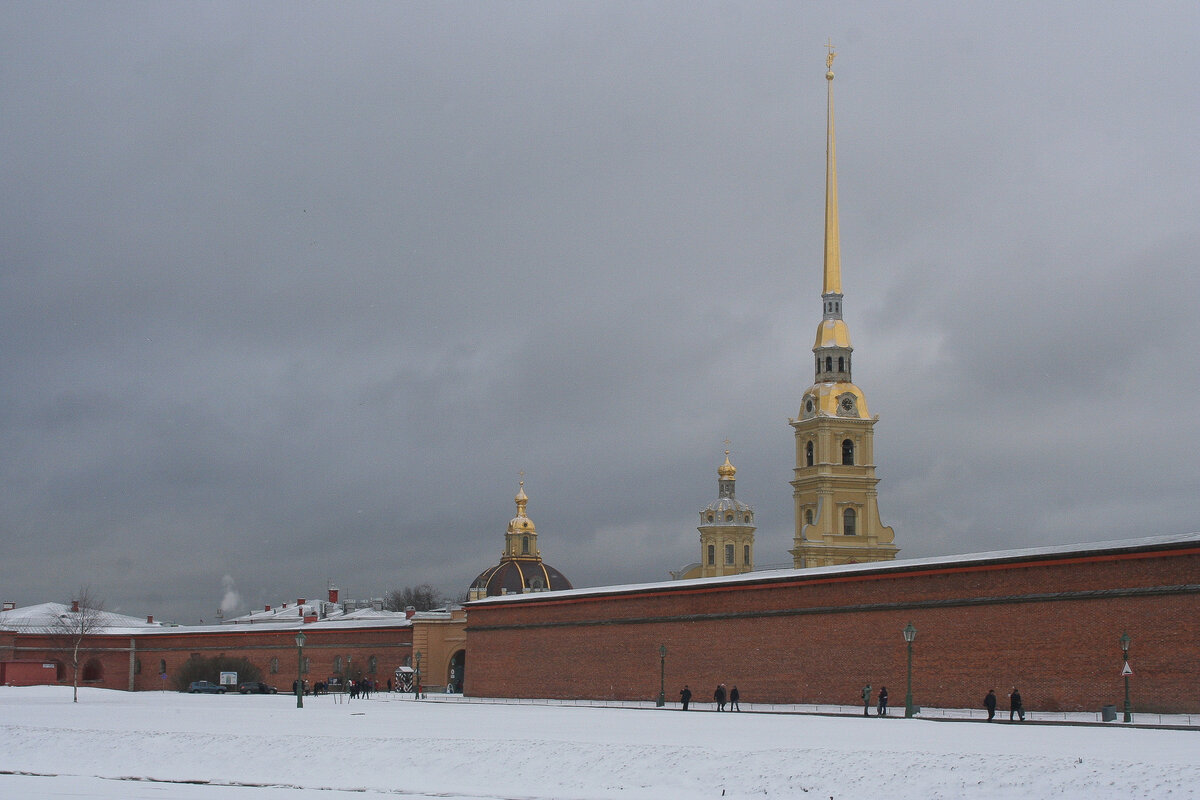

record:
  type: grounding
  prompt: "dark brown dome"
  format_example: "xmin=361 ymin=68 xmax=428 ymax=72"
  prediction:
xmin=470 ymin=558 xmax=572 ymax=597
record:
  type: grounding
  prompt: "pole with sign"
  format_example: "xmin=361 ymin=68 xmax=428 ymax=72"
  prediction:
xmin=1119 ymin=632 xmax=1132 ymax=723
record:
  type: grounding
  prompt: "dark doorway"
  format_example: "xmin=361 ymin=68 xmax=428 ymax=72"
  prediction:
xmin=448 ymin=650 xmax=466 ymax=694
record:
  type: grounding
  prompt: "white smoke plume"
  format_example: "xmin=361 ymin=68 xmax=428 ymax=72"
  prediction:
xmin=219 ymin=575 xmax=243 ymax=616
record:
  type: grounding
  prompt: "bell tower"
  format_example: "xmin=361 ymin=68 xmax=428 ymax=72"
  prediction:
xmin=789 ymin=46 xmax=898 ymax=569
xmin=697 ymin=450 xmax=755 ymax=578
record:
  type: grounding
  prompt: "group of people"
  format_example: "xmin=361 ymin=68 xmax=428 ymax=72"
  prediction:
xmin=676 ymin=680 xmax=1028 ymax=720
xmin=677 ymin=683 xmax=740 ymax=711
xmin=859 ymin=683 xmax=1026 ymax=721
xmin=984 ymin=687 xmax=1024 ymax=721
xmin=290 ymin=677 xmax=391 ymax=699
xmin=861 ymin=683 xmax=889 ymax=715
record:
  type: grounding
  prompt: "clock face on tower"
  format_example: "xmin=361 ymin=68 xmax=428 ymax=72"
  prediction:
xmin=836 ymin=394 xmax=857 ymax=417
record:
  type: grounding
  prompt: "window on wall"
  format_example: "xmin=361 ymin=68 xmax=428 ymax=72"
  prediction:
xmin=806 ymin=441 xmax=814 ymax=466
xmin=333 ymin=656 xmax=343 ymax=674
xmin=368 ymin=656 xmax=377 ymax=674
xmin=707 ymin=544 xmax=715 ymax=565
xmin=844 ymin=508 xmax=857 ymax=536
xmin=134 ymin=658 xmax=142 ymax=674
xmin=301 ymin=657 xmax=310 ymax=675
xmin=826 ymin=356 xmax=833 ymax=372
xmin=842 ymin=439 xmax=854 ymax=465
xmin=743 ymin=544 xmax=750 ymax=565
xmin=82 ymin=658 xmax=103 ymax=682
xmin=805 ymin=508 xmax=814 ymax=525
xmin=159 ymin=659 xmax=167 ymax=676
xmin=837 ymin=356 xmax=844 ymax=372
xmin=269 ymin=658 xmax=278 ymax=674
xmin=725 ymin=544 xmax=735 ymax=565
xmin=522 ymin=535 xmax=530 ymax=554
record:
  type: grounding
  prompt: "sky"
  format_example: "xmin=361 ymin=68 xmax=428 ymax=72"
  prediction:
xmin=2 ymin=687 xmax=1198 ymax=799
xmin=2 ymin=2 xmax=1198 ymax=624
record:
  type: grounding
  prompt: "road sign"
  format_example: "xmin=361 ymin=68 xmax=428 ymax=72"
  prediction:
xmin=1121 ymin=661 xmax=1133 ymax=676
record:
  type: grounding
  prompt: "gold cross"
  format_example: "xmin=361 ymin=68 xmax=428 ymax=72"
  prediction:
xmin=825 ymin=38 xmax=836 ymax=69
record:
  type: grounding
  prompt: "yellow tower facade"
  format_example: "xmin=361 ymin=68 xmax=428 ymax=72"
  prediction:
xmin=790 ymin=48 xmax=897 ymax=569
xmin=671 ymin=451 xmax=756 ymax=580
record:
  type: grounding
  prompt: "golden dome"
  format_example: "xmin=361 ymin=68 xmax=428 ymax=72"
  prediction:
xmin=717 ymin=450 xmax=737 ymax=480
xmin=813 ymin=319 xmax=852 ymax=349
xmin=799 ymin=381 xmax=870 ymax=419
xmin=509 ymin=480 xmax=535 ymax=534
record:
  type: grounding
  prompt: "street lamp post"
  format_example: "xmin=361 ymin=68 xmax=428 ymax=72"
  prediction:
xmin=902 ymin=622 xmax=917 ymax=718
xmin=295 ymin=631 xmax=306 ymax=709
xmin=415 ymin=651 xmax=422 ymax=700
xmin=1120 ymin=632 xmax=1132 ymax=723
xmin=656 ymin=645 xmax=667 ymax=707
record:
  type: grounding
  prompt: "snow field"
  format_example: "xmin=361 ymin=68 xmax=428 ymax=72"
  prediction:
xmin=1 ymin=686 xmax=1196 ymax=799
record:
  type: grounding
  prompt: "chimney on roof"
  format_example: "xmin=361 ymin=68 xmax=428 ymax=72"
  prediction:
xmin=297 ymin=598 xmax=306 ymax=606
xmin=71 ymin=600 xmax=80 ymax=613
xmin=146 ymin=615 xmax=154 ymax=624
xmin=2 ymin=602 xmax=14 ymax=612
xmin=265 ymin=605 xmax=271 ymax=612
xmin=328 ymin=585 xmax=339 ymax=604
xmin=405 ymin=605 xmax=416 ymax=619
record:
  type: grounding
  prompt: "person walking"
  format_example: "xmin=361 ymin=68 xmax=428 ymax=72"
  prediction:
xmin=729 ymin=685 xmax=740 ymax=711
xmin=861 ymin=683 xmax=872 ymax=716
xmin=714 ymin=684 xmax=727 ymax=711
xmin=984 ymin=689 xmax=997 ymax=721
xmin=877 ymin=685 xmax=889 ymax=716
xmin=1009 ymin=687 xmax=1024 ymax=721
xmin=680 ymin=685 xmax=692 ymax=711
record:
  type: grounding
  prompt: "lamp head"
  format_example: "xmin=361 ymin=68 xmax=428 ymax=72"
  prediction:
xmin=902 ymin=622 xmax=917 ymax=643
xmin=296 ymin=631 xmax=306 ymax=647
xmin=1119 ymin=631 xmax=1131 ymax=652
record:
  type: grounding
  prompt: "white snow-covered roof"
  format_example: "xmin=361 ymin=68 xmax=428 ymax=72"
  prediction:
xmin=1 ymin=599 xmax=411 ymax=636
xmin=148 ymin=610 xmax=412 ymax=635
xmin=0 ymin=603 xmax=161 ymax=635
xmin=469 ymin=531 xmax=1200 ymax=606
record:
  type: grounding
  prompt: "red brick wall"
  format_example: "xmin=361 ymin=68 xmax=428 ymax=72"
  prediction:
xmin=1 ymin=626 xmax=412 ymax=692
xmin=465 ymin=546 xmax=1200 ymax=713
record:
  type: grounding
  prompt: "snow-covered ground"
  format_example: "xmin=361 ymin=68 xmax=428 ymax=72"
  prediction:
xmin=1 ymin=687 xmax=1196 ymax=799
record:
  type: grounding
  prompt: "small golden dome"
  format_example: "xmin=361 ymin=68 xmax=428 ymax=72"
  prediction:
xmin=717 ymin=450 xmax=737 ymax=480
xmin=813 ymin=319 xmax=852 ymax=349
xmin=509 ymin=478 xmax=535 ymax=534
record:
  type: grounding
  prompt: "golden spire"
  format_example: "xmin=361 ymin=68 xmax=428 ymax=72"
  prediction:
xmin=514 ymin=471 xmax=528 ymax=514
xmin=822 ymin=40 xmax=842 ymax=296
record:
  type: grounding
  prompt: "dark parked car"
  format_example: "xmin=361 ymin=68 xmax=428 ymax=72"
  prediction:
xmin=188 ymin=680 xmax=227 ymax=694
xmin=238 ymin=681 xmax=278 ymax=694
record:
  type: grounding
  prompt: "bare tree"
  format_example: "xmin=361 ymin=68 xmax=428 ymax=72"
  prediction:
xmin=49 ymin=587 xmax=106 ymax=703
xmin=383 ymin=584 xmax=444 ymax=612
